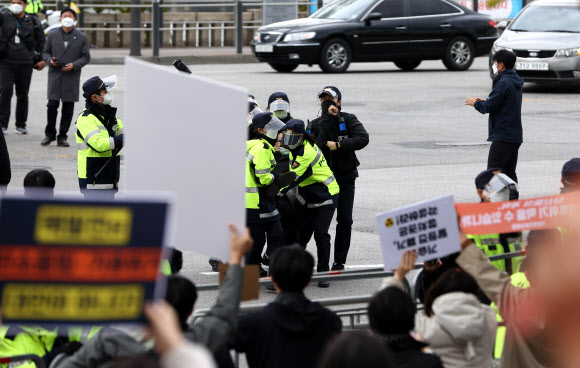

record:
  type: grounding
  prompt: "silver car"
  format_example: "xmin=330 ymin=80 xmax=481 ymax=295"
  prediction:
xmin=489 ymin=0 xmax=580 ymax=84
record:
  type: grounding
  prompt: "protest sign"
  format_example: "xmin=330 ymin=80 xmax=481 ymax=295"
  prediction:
xmin=456 ymin=192 xmax=580 ymax=235
xmin=124 ymin=57 xmax=247 ymax=261
xmin=377 ymin=195 xmax=461 ymax=271
xmin=0 ymin=195 xmax=171 ymax=326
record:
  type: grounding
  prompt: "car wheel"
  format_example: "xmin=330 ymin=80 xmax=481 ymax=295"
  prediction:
xmin=319 ymin=38 xmax=351 ymax=73
xmin=443 ymin=36 xmax=475 ymax=71
xmin=268 ymin=63 xmax=299 ymax=73
xmin=394 ymin=61 xmax=422 ymax=71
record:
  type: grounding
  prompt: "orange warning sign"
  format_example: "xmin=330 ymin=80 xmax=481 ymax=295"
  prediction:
xmin=456 ymin=192 xmax=580 ymax=235
xmin=0 ymin=246 xmax=161 ymax=282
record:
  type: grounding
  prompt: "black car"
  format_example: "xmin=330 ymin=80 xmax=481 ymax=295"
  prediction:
xmin=252 ymin=0 xmax=499 ymax=73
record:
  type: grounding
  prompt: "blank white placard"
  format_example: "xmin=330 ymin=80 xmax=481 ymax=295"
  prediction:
xmin=124 ymin=57 xmax=247 ymax=261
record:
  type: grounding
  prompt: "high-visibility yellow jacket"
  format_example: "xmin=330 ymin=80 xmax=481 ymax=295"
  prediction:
xmin=25 ymin=0 xmax=43 ymax=14
xmin=246 ymin=138 xmax=279 ymax=223
xmin=286 ymin=140 xmax=339 ymax=207
xmin=76 ymin=105 xmax=124 ymax=190
xmin=467 ymin=233 xmax=523 ymax=273
xmin=0 ymin=326 xmax=55 ymax=368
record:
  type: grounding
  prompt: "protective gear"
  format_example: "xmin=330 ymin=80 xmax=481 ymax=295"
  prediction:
xmin=102 ymin=75 xmax=118 ymax=90
xmin=246 ymin=138 xmax=280 ymax=223
xmin=318 ymin=87 xmax=339 ymax=100
xmin=270 ymin=100 xmax=290 ymax=113
xmin=9 ymin=3 xmax=24 ymax=14
xmin=272 ymin=110 xmax=288 ymax=119
xmin=251 ymin=113 xmax=285 ymax=140
xmin=466 ymin=233 xmax=523 ymax=273
xmin=61 ymin=17 xmax=75 ymax=28
xmin=102 ymin=92 xmax=114 ymax=106
xmin=492 ymin=63 xmax=498 ymax=75
xmin=265 ymin=171 xmax=297 ymax=197
xmin=482 ymin=173 xmax=519 ymax=202
xmin=281 ymin=119 xmax=306 ymax=149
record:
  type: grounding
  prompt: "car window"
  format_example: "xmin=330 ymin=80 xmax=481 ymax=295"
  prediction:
xmin=409 ymin=0 xmax=446 ymax=16
xmin=310 ymin=0 xmax=377 ymax=20
xmin=509 ymin=6 xmax=580 ymax=33
xmin=372 ymin=0 xmax=404 ymax=18
xmin=439 ymin=0 xmax=462 ymax=14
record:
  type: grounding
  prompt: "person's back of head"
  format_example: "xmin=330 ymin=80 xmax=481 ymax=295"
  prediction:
xmin=165 ymin=275 xmax=197 ymax=329
xmin=317 ymin=331 xmax=395 ymax=368
xmin=561 ymin=158 xmax=580 ymax=193
xmin=492 ymin=49 xmax=517 ymax=70
xmin=525 ymin=228 xmax=562 ymax=287
xmin=23 ymin=169 xmax=55 ymax=197
xmin=270 ymin=244 xmax=314 ymax=293
xmin=423 ymin=268 xmax=479 ymax=316
xmin=368 ymin=287 xmax=416 ymax=336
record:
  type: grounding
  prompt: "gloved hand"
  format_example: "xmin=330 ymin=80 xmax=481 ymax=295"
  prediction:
xmin=321 ymin=100 xmax=337 ymax=116
xmin=265 ymin=172 xmax=297 ymax=198
xmin=113 ymin=134 xmax=124 ymax=150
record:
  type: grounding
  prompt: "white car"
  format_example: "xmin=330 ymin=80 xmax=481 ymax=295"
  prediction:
xmin=490 ymin=0 xmax=580 ymax=84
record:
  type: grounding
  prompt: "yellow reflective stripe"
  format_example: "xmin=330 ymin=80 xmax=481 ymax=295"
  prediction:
xmin=84 ymin=129 xmax=101 ymax=143
xmin=246 ymin=187 xmax=259 ymax=193
xmin=87 ymin=184 xmax=115 ymax=190
xmin=254 ymin=168 xmax=270 ymax=175
xmin=259 ymin=209 xmax=279 ymax=219
xmin=310 ymin=148 xmax=322 ymax=167
xmin=322 ymin=175 xmax=336 ymax=186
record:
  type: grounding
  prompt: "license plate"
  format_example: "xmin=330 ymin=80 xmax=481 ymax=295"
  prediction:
xmin=516 ymin=62 xmax=549 ymax=71
xmin=255 ymin=45 xmax=274 ymax=53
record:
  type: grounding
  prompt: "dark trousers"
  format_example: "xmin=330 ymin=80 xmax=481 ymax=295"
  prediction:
xmin=46 ymin=100 xmax=75 ymax=139
xmin=334 ymin=178 xmax=356 ymax=265
xmin=246 ymin=219 xmax=283 ymax=266
xmin=295 ymin=195 xmax=338 ymax=272
xmin=488 ymin=141 xmax=521 ymax=183
xmin=0 ymin=63 xmax=33 ymax=129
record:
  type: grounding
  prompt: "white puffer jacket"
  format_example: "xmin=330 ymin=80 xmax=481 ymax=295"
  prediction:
xmin=380 ymin=277 xmax=497 ymax=368
xmin=416 ymin=292 xmax=497 ymax=368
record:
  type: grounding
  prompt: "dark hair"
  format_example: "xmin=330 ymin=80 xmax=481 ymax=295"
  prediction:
xmin=527 ymin=228 xmax=561 ymax=253
xmin=423 ymin=268 xmax=479 ymax=316
xmin=165 ymin=275 xmax=197 ymax=329
xmin=270 ymin=244 xmax=314 ymax=292
xmin=303 ymin=132 xmax=316 ymax=146
xmin=317 ymin=331 xmax=395 ymax=368
xmin=110 ymin=356 xmax=160 ymax=368
xmin=60 ymin=8 xmax=77 ymax=19
xmin=493 ymin=49 xmax=517 ymax=69
xmin=23 ymin=169 xmax=55 ymax=188
xmin=368 ymin=287 xmax=416 ymax=335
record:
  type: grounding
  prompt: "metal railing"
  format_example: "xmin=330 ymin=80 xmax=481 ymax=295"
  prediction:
xmin=0 ymin=354 xmax=46 ymax=368
xmin=38 ymin=0 xmax=318 ymax=56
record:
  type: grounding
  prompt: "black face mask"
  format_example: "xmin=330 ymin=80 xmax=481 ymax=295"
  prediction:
xmin=321 ymin=100 xmax=337 ymax=115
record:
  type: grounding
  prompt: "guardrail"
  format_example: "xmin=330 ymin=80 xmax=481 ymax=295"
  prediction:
xmin=0 ymin=354 xmax=46 ymax=368
xmin=37 ymin=0 xmax=317 ymax=56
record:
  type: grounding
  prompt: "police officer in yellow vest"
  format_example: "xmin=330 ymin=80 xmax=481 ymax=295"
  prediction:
xmin=280 ymin=119 xmax=339 ymax=288
xmin=468 ymin=168 xmax=523 ymax=275
xmin=76 ymin=75 xmax=124 ymax=199
xmin=25 ymin=0 xmax=45 ymax=16
xmin=246 ymin=112 xmax=287 ymax=277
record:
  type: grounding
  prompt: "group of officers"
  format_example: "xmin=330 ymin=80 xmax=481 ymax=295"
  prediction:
xmin=244 ymin=87 xmax=369 ymax=288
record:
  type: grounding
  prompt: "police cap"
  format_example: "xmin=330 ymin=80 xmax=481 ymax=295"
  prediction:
xmin=475 ymin=168 xmax=502 ymax=190
xmin=562 ymin=158 xmax=580 ymax=185
xmin=268 ymin=92 xmax=290 ymax=107
xmin=82 ymin=76 xmax=105 ymax=99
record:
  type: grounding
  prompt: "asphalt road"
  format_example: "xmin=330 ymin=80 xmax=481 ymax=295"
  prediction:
xmin=4 ymin=57 xmax=579 ymax=312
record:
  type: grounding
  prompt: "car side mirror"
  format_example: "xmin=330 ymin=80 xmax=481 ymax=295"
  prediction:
xmin=363 ymin=12 xmax=383 ymax=26
xmin=497 ymin=20 xmax=510 ymax=30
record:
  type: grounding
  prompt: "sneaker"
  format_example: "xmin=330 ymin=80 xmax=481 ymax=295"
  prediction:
xmin=15 ymin=127 xmax=28 ymax=134
xmin=261 ymin=254 xmax=270 ymax=266
xmin=41 ymin=137 xmax=56 ymax=146
xmin=209 ymin=258 xmax=220 ymax=272
xmin=1 ymin=127 xmax=6 ymax=134
xmin=317 ymin=281 xmax=330 ymax=288
xmin=331 ymin=263 xmax=345 ymax=271
xmin=57 ymin=138 xmax=70 ymax=147
xmin=259 ymin=266 xmax=268 ymax=278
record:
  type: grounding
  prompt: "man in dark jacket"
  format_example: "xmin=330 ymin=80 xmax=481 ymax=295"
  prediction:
xmin=309 ymin=86 xmax=369 ymax=271
xmin=233 ymin=244 xmax=342 ymax=368
xmin=41 ymin=7 xmax=90 ymax=147
xmin=0 ymin=130 xmax=10 ymax=188
xmin=465 ymin=49 xmax=523 ymax=183
xmin=0 ymin=0 xmax=46 ymax=134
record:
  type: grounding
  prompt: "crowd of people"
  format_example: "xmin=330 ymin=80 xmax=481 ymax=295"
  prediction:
xmin=1 ymin=1 xmax=580 ymax=367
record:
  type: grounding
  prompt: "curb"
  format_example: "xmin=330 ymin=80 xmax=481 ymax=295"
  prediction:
xmin=91 ymin=53 xmax=259 ymax=65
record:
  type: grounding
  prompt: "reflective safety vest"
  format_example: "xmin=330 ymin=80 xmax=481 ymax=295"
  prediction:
xmin=467 ymin=233 xmax=523 ymax=273
xmin=492 ymin=272 xmax=530 ymax=359
xmin=67 ymin=326 xmax=102 ymax=344
xmin=0 ymin=326 xmax=56 ymax=368
xmin=25 ymin=0 xmax=43 ymax=14
xmin=246 ymin=138 xmax=279 ymax=223
xmin=76 ymin=107 xmax=124 ymax=190
xmin=289 ymin=140 xmax=339 ymax=207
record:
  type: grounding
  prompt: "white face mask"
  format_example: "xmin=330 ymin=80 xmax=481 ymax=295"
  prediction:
xmin=62 ymin=17 xmax=75 ymax=28
xmin=9 ymin=3 xmax=24 ymax=14
xmin=492 ymin=63 xmax=499 ymax=75
xmin=103 ymin=92 xmax=114 ymax=105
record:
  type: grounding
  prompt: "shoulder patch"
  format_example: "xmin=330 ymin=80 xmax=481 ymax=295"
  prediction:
xmin=292 ymin=161 xmax=301 ymax=169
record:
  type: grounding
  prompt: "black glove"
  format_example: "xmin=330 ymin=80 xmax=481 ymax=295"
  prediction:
xmin=62 ymin=341 xmax=83 ymax=355
xmin=265 ymin=171 xmax=297 ymax=198
xmin=113 ymin=134 xmax=124 ymax=150
xmin=321 ymin=100 xmax=337 ymax=116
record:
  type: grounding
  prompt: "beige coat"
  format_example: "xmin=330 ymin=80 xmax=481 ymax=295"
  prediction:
xmin=457 ymin=243 xmax=553 ymax=368
xmin=381 ymin=277 xmax=497 ymax=368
